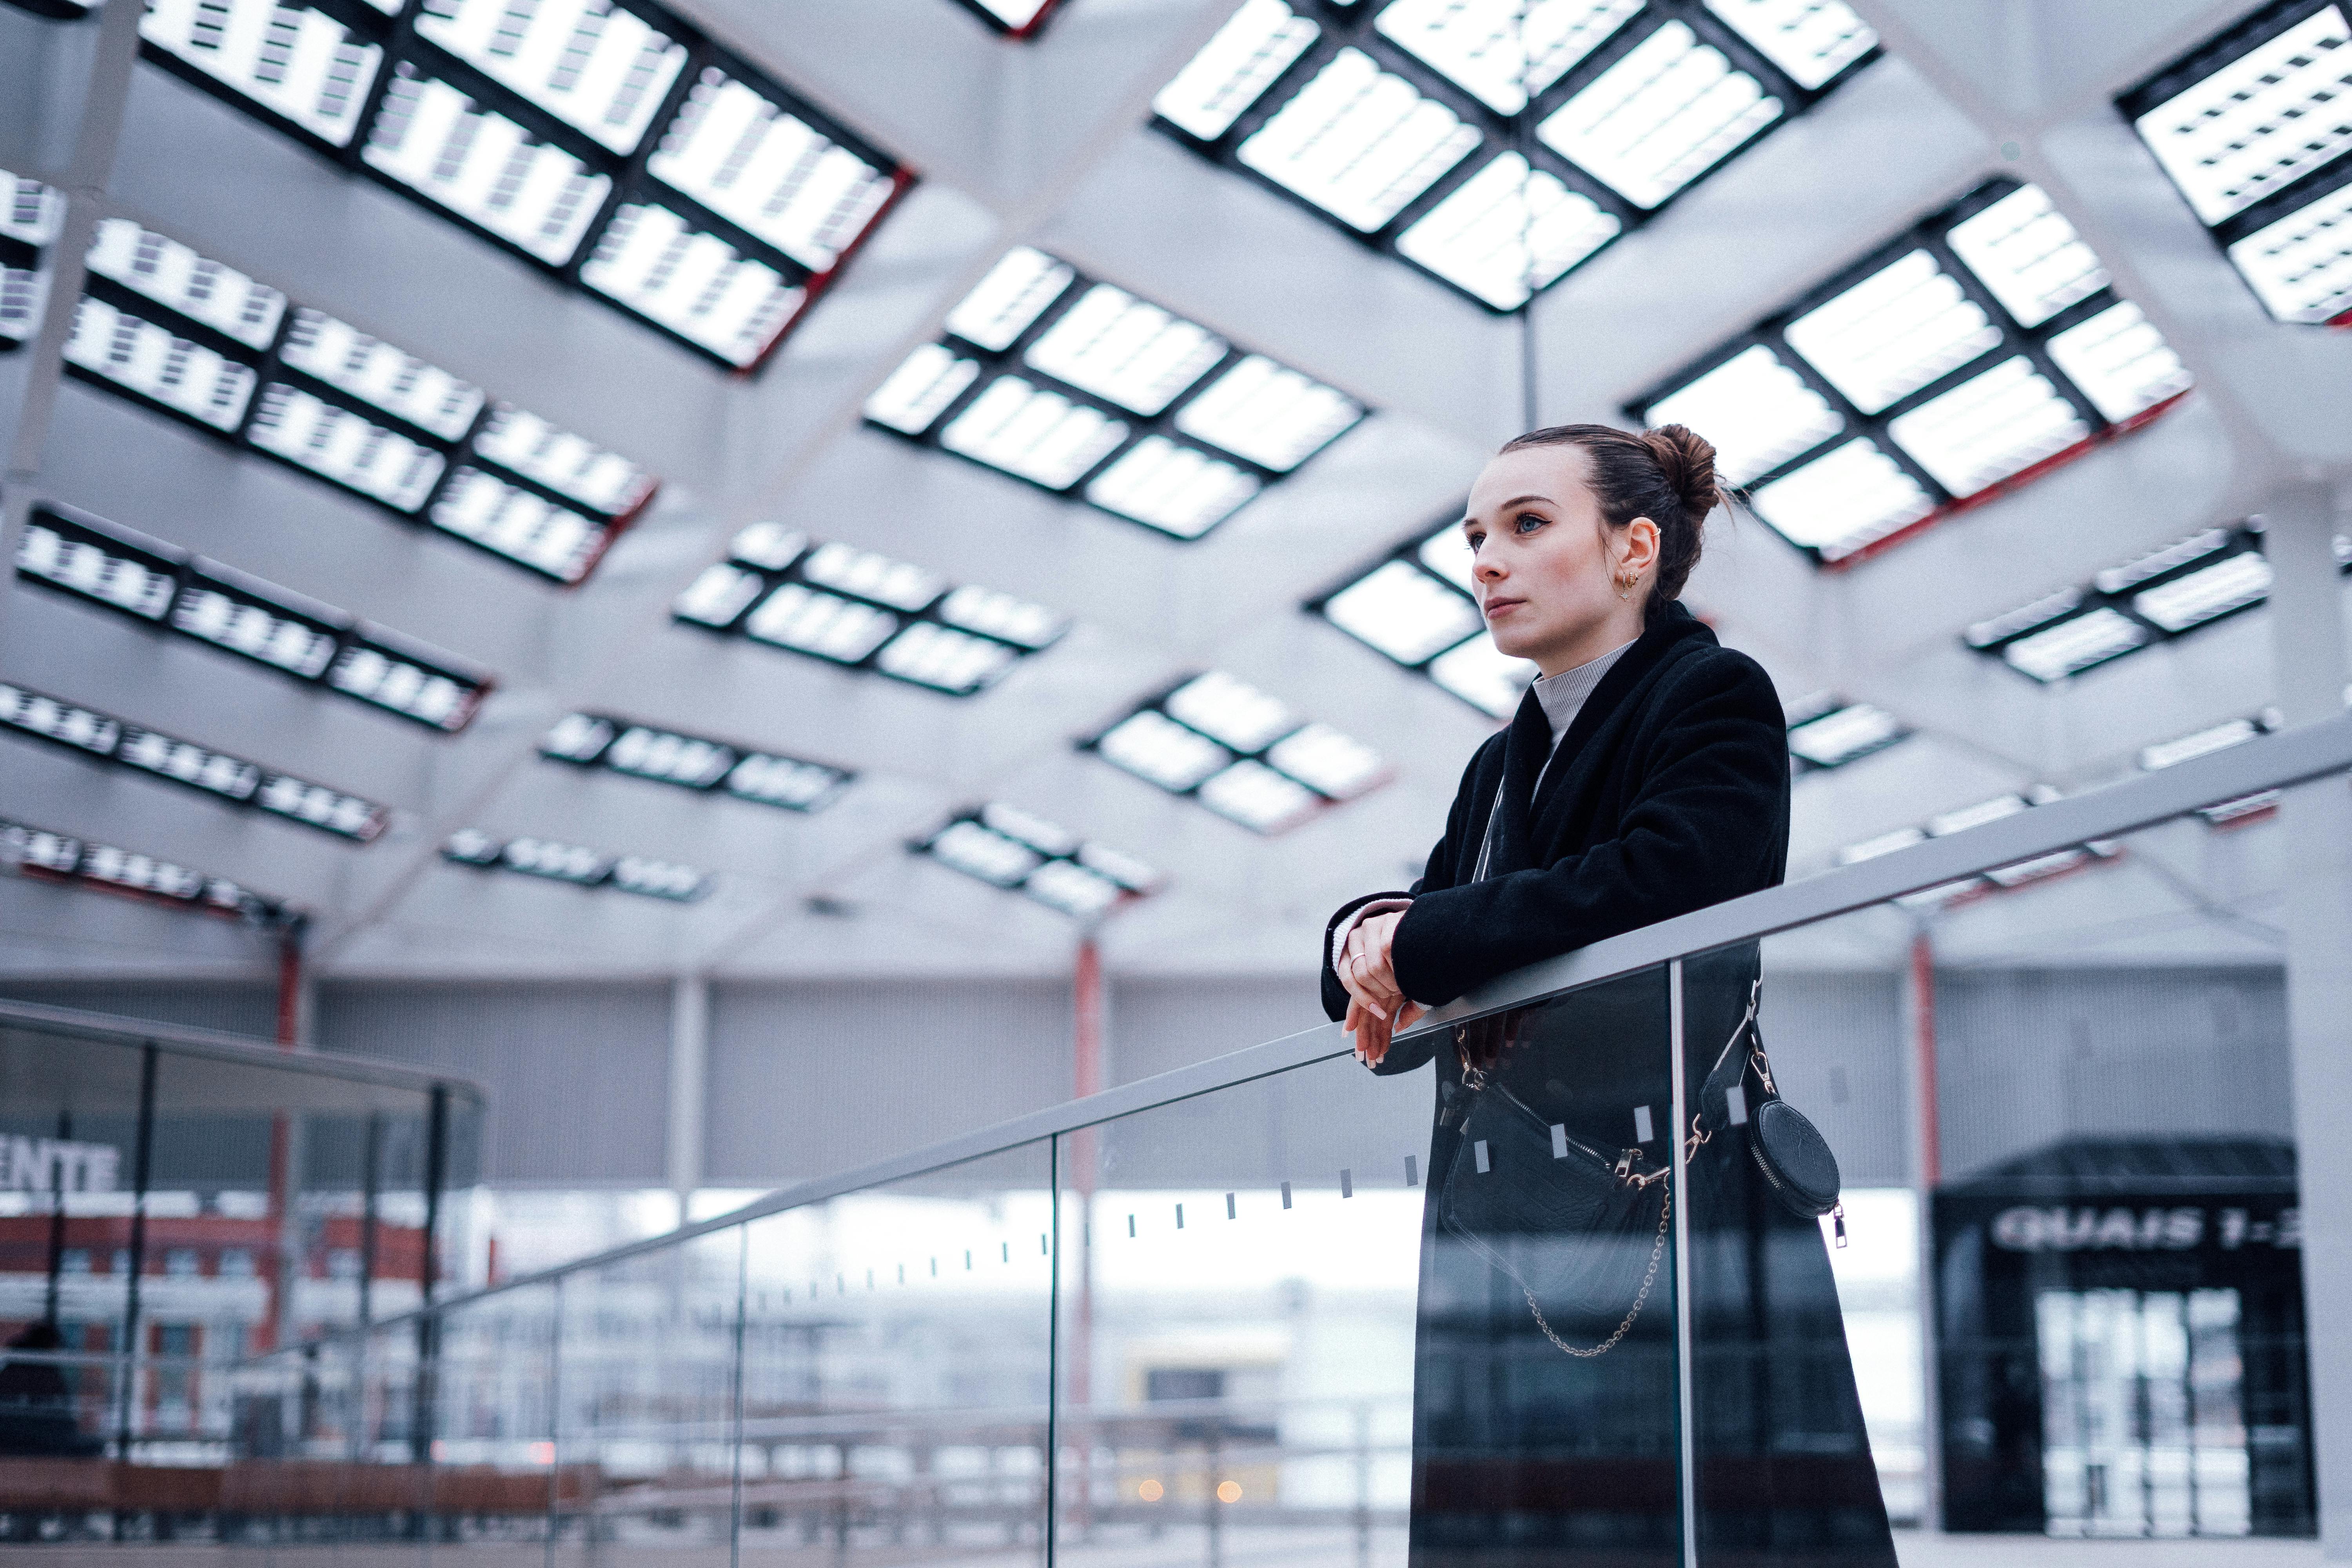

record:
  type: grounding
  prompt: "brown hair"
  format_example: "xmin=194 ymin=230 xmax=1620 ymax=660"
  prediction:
xmin=1497 ymin=423 xmax=1723 ymax=618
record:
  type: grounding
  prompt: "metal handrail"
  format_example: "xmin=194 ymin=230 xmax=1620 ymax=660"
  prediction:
xmin=0 ymin=996 xmax=488 ymax=1106
xmin=239 ymin=710 xmax=2352 ymax=1351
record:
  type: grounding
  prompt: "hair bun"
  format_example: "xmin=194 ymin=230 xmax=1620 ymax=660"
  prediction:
xmin=1640 ymin=424 xmax=1722 ymax=520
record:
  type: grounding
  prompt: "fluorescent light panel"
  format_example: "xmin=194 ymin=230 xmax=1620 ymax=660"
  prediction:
xmin=918 ymin=804 xmax=1159 ymax=920
xmin=1785 ymin=697 xmax=1906 ymax=770
xmin=139 ymin=0 xmax=908 ymax=367
xmin=66 ymin=218 xmax=659 ymax=583
xmin=16 ymin=503 xmax=492 ymax=731
xmin=2 ymin=815 xmax=293 ymax=924
xmin=872 ymin=247 xmax=1363 ymax=537
xmin=1312 ymin=516 xmax=1538 ymax=717
xmin=1088 ymin=670 xmax=1385 ymax=833
xmin=0 ymin=679 xmax=388 ymax=840
xmin=540 ymin=711 xmax=853 ymax=811
xmin=1631 ymin=177 xmax=2189 ymax=561
xmin=2120 ymin=2 xmax=2352 ymax=325
xmin=1154 ymin=0 xmax=1872 ymax=310
xmin=1965 ymin=523 xmax=2276 ymax=683
xmin=443 ymin=828 xmax=709 ymax=901
xmin=673 ymin=523 xmax=1064 ymax=696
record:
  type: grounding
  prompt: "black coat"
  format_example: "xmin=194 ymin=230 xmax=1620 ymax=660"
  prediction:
xmin=1321 ymin=603 xmax=1896 ymax=1566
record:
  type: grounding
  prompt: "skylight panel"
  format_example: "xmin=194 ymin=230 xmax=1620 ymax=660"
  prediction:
xmin=1641 ymin=343 xmax=1842 ymax=485
xmin=1536 ymin=20 xmax=1782 ymax=210
xmin=1394 ymin=152 xmax=1621 ymax=309
xmin=0 ymin=269 xmax=40 ymax=348
xmin=116 ymin=725 xmax=261 ymax=801
xmin=1781 ymin=250 xmax=2001 ymax=414
xmin=444 ymin=830 xmax=710 ymax=900
xmin=886 ymin=249 xmax=1359 ymax=534
xmin=1375 ymin=0 xmax=1642 ymax=116
xmin=1096 ymin=709 xmax=1232 ymax=791
xmin=919 ymin=805 xmax=1159 ymax=918
xmin=364 ymin=67 xmax=613 ymax=264
xmin=962 ymin=0 xmax=1060 ymax=35
xmin=141 ymin=0 xmax=385 ymax=147
xmin=2131 ymin=550 xmax=2273 ymax=633
xmin=0 ymin=169 xmax=65 ymax=252
xmin=278 ymin=309 xmax=485 ymax=440
xmin=1324 ymin=557 xmax=1486 ymax=664
xmin=1236 ymin=48 xmax=1482 ymax=232
xmin=543 ymin=711 xmax=851 ymax=808
xmin=2226 ymin=174 xmax=2352 ymax=323
xmin=673 ymin=563 xmax=765 ymax=626
xmin=62 ymin=298 xmax=258 ymax=432
xmin=674 ymin=525 xmax=1059 ymax=694
xmin=15 ymin=507 xmax=180 ymax=621
xmin=580 ymin=201 xmax=804 ymax=368
xmin=0 ymin=684 xmax=120 ymax=756
xmin=2042 ymin=301 xmax=2194 ymax=423
xmin=1632 ymin=176 xmax=2189 ymax=562
xmin=1704 ymin=0 xmax=1875 ymax=90
xmin=1785 ymin=699 xmax=1906 ymax=770
xmin=1999 ymin=606 xmax=2151 ymax=682
xmin=746 ymin=583 xmax=899 ymax=663
xmin=939 ymin=376 xmax=1130 ymax=488
xmin=4 ymin=815 xmax=292 ymax=924
xmin=430 ymin=468 xmax=608 ymax=583
xmin=1152 ymin=0 xmax=1320 ymax=141
xmin=172 ymin=565 xmax=345 ymax=678
xmin=84 ymin=218 xmax=286 ymax=348
xmin=325 ymin=635 xmax=490 ymax=731
xmin=799 ymin=541 xmax=942 ymax=612
xmin=247 ymin=383 xmax=448 ymax=511
xmin=2140 ymin=716 xmax=2267 ymax=772
xmin=1083 ymin=438 xmax=1260 ymax=539
xmin=1962 ymin=523 xmax=2272 ymax=682
xmin=1944 ymin=182 xmax=2109 ymax=328
xmin=1089 ymin=671 xmax=1385 ymax=832
xmin=873 ymin=622 xmax=1021 ymax=695
xmin=1882 ymin=356 xmax=2087 ymax=498
xmin=1022 ymin=284 xmax=1227 ymax=417
xmin=1428 ymin=634 xmax=1536 ymax=718
xmin=470 ymin=404 xmax=654 ymax=517
xmin=1745 ymin=439 xmax=1933 ymax=560
xmin=412 ymin=0 xmax=688 ymax=156
xmin=2125 ymin=4 xmax=2352 ymax=226
xmin=865 ymin=344 xmax=980 ymax=435
xmin=648 ymin=68 xmax=896 ymax=270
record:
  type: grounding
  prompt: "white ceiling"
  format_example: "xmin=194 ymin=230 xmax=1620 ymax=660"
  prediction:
xmin=0 ymin=0 xmax=2345 ymax=984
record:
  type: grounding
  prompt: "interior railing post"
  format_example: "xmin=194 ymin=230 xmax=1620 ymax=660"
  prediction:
xmin=1669 ymin=961 xmax=1697 ymax=1568
xmin=112 ymin=1043 xmax=157 ymax=1467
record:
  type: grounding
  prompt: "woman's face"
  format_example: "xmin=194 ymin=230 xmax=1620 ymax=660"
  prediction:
xmin=1463 ymin=443 xmax=1655 ymax=677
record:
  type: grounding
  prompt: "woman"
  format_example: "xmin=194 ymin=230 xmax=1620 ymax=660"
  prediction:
xmin=1323 ymin=425 xmax=1896 ymax=1567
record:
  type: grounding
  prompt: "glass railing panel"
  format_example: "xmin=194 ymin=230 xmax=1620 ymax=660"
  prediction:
xmin=736 ymin=1140 xmax=1057 ymax=1563
xmin=1754 ymin=786 xmax=2314 ymax=1545
xmin=422 ymin=1283 xmax=562 ymax=1550
xmin=1054 ymin=963 xmax=1682 ymax=1568
xmin=548 ymin=1230 xmax=743 ymax=1562
xmin=0 ymin=1022 xmax=142 ymax=1473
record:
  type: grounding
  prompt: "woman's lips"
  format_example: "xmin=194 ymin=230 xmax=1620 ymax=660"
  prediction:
xmin=1483 ymin=597 xmax=1526 ymax=621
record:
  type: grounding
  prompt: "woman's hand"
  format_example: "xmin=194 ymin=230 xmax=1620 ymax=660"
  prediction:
xmin=1340 ymin=911 xmax=1424 ymax=1065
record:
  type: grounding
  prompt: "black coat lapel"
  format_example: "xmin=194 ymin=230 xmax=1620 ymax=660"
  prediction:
xmin=1527 ymin=604 xmax=1716 ymax=848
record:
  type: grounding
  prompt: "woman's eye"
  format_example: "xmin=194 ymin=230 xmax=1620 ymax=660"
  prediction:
xmin=1514 ymin=512 xmax=1546 ymax=534
xmin=1464 ymin=531 xmax=1484 ymax=551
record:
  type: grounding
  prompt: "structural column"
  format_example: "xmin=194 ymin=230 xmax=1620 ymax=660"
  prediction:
xmin=1900 ymin=924 xmax=1943 ymax=1533
xmin=668 ymin=975 xmax=710 ymax=1229
xmin=2263 ymin=478 xmax=2352 ymax=1554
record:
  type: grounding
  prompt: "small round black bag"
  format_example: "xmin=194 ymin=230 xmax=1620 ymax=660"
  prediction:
xmin=1698 ymin=980 xmax=1842 ymax=1223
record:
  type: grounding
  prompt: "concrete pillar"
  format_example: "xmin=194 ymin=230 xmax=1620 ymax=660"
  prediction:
xmin=2265 ymin=479 xmax=2352 ymax=1554
xmin=1900 ymin=923 xmax=1943 ymax=1532
xmin=668 ymin=975 xmax=710 ymax=1229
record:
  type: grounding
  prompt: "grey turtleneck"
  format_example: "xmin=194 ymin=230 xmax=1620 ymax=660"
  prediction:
xmin=1532 ymin=637 xmax=1635 ymax=786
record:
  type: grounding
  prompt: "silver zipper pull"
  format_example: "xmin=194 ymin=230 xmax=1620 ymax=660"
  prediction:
xmin=1832 ymin=1202 xmax=1848 ymax=1248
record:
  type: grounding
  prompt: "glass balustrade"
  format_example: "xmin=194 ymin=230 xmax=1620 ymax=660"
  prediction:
xmin=4 ymin=713 xmax=2341 ymax=1558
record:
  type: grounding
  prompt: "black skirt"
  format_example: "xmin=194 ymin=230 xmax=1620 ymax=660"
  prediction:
xmin=1405 ymin=945 xmax=1898 ymax=1568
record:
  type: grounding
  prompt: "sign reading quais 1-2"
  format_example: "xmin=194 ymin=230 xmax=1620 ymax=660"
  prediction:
xmin=1991 ymin=1204 xmax=2299 ymax=1253
xmin=0 ymin=1136 xmax=120 ymax=1194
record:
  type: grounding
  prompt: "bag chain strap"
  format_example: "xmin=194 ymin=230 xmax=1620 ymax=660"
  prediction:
xmin=1520 ymin=1173 xmax=1671 ymax=1359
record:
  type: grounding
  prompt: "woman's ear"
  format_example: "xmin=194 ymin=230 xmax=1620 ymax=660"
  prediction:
xmin=1622 ymin=517 xmax=1662 ymax=575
